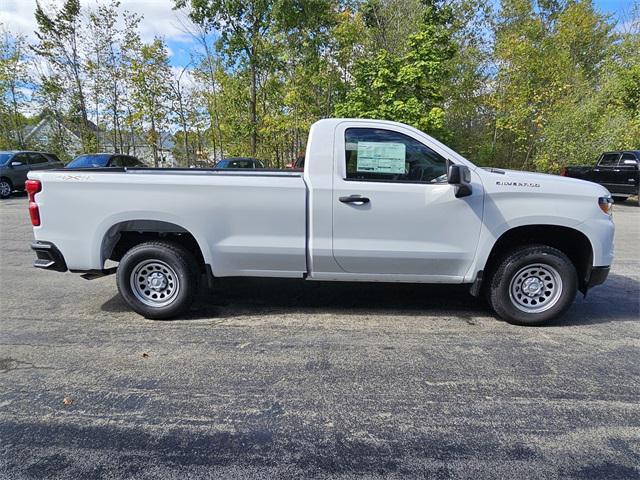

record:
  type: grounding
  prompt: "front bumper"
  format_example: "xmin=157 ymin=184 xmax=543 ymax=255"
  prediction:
xmin=31 ymin=241 xmax=67 ymax=272
xmin=586 ymin=266 xmax=610 ymax=288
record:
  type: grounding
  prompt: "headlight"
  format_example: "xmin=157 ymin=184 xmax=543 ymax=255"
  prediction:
xmin=598 ymin=196 xmax=613 ymax=215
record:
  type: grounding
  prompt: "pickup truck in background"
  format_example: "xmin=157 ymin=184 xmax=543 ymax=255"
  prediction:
xmin=560 ymin=151 xmax=640 ymax=205
xmin=26 ymin=118 xmax=615 ymax=326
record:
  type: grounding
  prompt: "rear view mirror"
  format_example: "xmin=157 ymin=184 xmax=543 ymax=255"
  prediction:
xmin=447 ymin=163 xmax=472 ymax=198
xmin=10 ymin=161 xmax=22 ymax=167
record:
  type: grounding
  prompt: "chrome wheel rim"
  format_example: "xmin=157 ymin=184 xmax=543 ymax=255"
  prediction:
xmin=509 ymin=263 xmax=563 ymax=314
xmin=130 ymin=259 xmax=180 ymax=307
xmin=0 ymin=181 xmax=11 ymax=197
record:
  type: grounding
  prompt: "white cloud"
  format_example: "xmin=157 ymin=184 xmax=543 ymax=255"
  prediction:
xmin=0 ymin=0 xmax=192 ymax=44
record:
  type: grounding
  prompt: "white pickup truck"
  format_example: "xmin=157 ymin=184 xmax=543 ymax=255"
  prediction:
xmin=26 ymin=118 xmax=614 ymax=325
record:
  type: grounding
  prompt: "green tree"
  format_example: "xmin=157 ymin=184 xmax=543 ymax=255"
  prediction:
xmin=87 ymin=0 xmax=136 ymax=154
xmin=0 ymin=28 xmax=30 ymax=149
xmin=176 ymin=0 xmax=281 ymax=156
xmin=442 ymin=0 xmax=494 ymax=163
xmin=335 ymin=1 xmax=456 ymax=138
xmin=33 ymin=0 xmax=94 ymax=150
xmin=127 ymin=38 xmax=173 ymax=167
xmin=491 ymin=0 xmax=615 ymax=170
xmin=361 ymin=0 xmax=426 ymax=55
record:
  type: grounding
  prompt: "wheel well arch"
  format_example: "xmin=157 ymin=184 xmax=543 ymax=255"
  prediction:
xmin=0 ymin=176 xmax=13 ymax=186
xmin=484 ymin=225 xmax=593 ymax=290
xmin=102 ymin=220 xmax=206 ymax=271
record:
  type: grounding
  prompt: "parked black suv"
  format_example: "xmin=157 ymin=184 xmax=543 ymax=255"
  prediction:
xmin=0 ymin=151 xmax=65 ymax=199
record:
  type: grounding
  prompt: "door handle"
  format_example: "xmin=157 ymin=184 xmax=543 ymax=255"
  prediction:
xmin=614 ymin=169 xmax=620 ymax=172
xmin=594 ymin=169 xmax=600 ymax=172
xmin=339 ymin=195 xmax=370 ymax=205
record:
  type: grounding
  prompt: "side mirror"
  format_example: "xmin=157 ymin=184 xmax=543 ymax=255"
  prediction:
xmin=10 ymin=161 xmax=23 ymax=167
xmin=447 ymin=162 xmax=472 ymax=198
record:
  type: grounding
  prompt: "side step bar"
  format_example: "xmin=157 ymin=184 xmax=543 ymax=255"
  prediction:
xmin=78 ymin=268 xmax=118 ymax=280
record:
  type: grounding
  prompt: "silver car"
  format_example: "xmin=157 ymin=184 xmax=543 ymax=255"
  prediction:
xmin=0 ymin=151 xmax=65 ymax=199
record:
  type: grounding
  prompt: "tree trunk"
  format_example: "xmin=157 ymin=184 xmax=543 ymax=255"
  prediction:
xmin=9 ymin=82 xmax=24 ymax=149
xmin=150 ymin=116 xmax=158 ymax=168
xmin=201 ymin=36 xmax=224 ymax=160
xmin=249 ymin=23 xmax=258 ymax=157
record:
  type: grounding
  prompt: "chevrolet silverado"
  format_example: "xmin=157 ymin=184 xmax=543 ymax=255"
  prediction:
xmin=26 ymin=118 xmax=615 ymax=325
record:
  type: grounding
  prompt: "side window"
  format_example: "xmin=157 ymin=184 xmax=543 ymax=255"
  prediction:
xmin=621 ymin=153 xmax=638 ymax=164
xmin=345 ymin=128 xmax=447 ymax=183
xmin=123 ymin=156 xmax=141 ymax=167
xmin=27 ymin=153 xmax=47 ymax=165
xmin=12 ymin=153 xmax=28 ymax=165
xmin=110 ymin=156 xmax=125 ymax=167
xmin=598 ymin=153 xmax=620 ymax=166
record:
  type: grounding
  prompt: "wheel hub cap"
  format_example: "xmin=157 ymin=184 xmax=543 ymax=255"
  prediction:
xmin=522 ymin=277 xmax=544 ymax=296
xmin=509 ymin=263 xmax=563 ymax=314
xmin=147 ymin=272 xmax=168 ymax=291
xmin=130 ymin=260 xmax=180 ymax=307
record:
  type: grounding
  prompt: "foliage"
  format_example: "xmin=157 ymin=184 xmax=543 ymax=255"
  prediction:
xmin=0 ymin=28 xmax=30 ymax=149
xmin=0 ymin=0 xmax=638 ymax=171
xmin=127 ymin=38 xmax=173 ymax=166
xmin=334 ymin=1 xmax=456 ymax=138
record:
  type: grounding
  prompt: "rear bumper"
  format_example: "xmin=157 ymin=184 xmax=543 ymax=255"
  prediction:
xmin=586 ymin=266 xmax=610 ymax=288
xmin=31 ymin=241 xmax=67 ymax=272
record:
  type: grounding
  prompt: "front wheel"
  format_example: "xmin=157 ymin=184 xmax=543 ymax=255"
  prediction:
xmin=487 ymin=245 xmax=577 ymax=326
xmin=116 ymin=241 xmax=200 ymax=319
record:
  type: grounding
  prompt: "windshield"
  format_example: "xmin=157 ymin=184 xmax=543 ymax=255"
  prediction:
xmin=0 ymin=153 xmax=14 ymax=166
xmin=66 ymin=154 xmax=111 ymax=168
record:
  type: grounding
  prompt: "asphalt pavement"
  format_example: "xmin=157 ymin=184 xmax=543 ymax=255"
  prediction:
xmin=1 ymin=193 xmax=639 ymax=479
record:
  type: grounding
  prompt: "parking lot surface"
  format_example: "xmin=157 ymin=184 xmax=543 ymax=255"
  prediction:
xmin=1 ymin=194 xmax=639 ymax=479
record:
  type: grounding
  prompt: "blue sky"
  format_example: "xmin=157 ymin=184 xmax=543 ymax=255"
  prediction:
xmin=0 ymin=0 xmax=635 ymax=68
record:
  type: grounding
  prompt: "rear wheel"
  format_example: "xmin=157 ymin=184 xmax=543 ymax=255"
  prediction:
xmin=0 ymin=178 xmax=12 ymax=199
xmin=487 ymin=245 xmax=577 ymax=326
xmin=116 ymin=241 xmax=199 ymax=319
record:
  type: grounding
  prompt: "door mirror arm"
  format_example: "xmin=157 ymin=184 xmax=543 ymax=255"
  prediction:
xmin=447 ymin=161 xmax=473 ymax=198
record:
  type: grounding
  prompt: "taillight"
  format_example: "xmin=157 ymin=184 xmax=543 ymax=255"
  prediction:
xmin=559 ymin=167 xmax=567 ymax=176
xmin=25 ymin=179 xmax=41 ymax=226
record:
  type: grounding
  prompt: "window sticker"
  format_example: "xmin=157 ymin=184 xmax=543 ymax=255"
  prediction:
xmin=356 ymin=142 xmax=406 ymax=174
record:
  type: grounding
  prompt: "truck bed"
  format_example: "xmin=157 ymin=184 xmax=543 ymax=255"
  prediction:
xmin=29 ymin=168 xmax=308 ymax=275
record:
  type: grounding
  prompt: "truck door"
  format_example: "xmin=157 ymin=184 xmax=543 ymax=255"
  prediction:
xmin=331 ymin=123 xmax=483 ymax=280
xmin=615 ymin=152 xmax=639 ymax=195
xmin=10 ymin=153 xmax=30 ymax=187
xmin=594 ymin=152 xmax=621 ymax=191
xmin=27 ymin=153 xmax=54 ymax=174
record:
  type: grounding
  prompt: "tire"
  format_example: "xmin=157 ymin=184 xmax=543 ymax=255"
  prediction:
xmin=487 ymin=245 xmax=577 ymax=326
xmin=611 ymin=196 xmax=627 ymax=203
xmin=116 ymin=240 xmax=200 ymax=320
xmin=0 ymin=178 xmax=12 ymax=199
